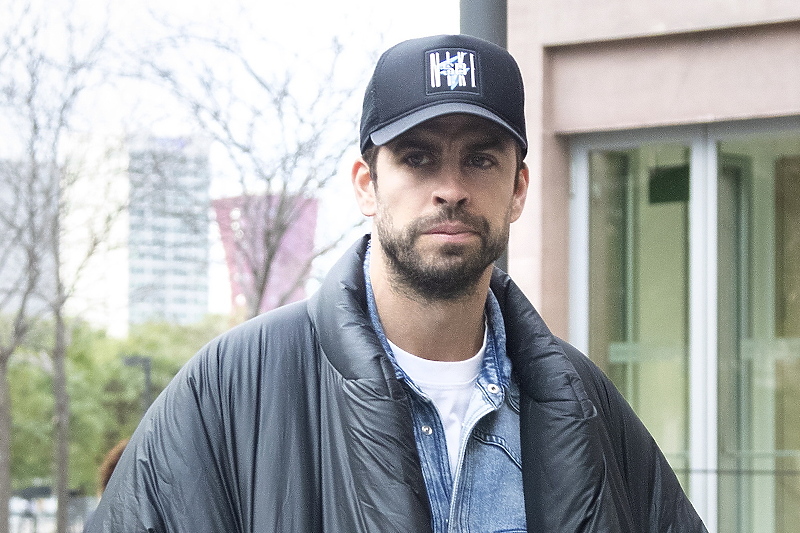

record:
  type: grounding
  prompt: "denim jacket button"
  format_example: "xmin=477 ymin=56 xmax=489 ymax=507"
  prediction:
xmin=421 ymin=425 xmax=433 ymax=435
xmin=487 ymin=384 xmax=501 ymax=394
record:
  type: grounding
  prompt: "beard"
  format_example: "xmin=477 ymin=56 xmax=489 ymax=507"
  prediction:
xmin=375 ymin=204 xmax=509 ymax=301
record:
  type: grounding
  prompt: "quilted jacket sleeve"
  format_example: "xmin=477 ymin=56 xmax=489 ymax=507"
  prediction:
xmin=84 ymin=300 xmax=330 ymax=533
xmin=84 ymin=342 xmax=241 ymax=533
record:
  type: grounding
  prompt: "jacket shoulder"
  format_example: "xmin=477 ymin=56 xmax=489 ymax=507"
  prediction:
xmin=86 ymin=300 xmax=322 ymax=533
xmin=555 ymin=339 xmax=617 ymax=413
xmin=556 ymin=338 xmax=708 ymax=532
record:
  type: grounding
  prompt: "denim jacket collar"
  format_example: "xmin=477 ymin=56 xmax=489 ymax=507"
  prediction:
xmin=362 ymin=242 xmax=512 ymax=400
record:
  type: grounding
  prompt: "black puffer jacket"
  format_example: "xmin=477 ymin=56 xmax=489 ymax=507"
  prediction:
xmin=86 ymin=236 xmax=707 ymax=532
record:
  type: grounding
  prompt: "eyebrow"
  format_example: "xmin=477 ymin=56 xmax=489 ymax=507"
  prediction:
xmin=464 ymin=136 xmax=506 ymax=153
xmin=388 ymin=135 xmax=437 ymax=154
xmin=388 ymin=131 xmax=509 ymax=154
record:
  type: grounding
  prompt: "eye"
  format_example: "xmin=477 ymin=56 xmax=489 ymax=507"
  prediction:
xmin=403 ymin=151 xmax=433 ymax=167
xmin=466 ymin=154 xmax=495 ymax=169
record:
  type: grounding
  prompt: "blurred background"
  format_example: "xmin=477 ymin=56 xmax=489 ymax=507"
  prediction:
xmin=0 ymin=0 xmax=458 ymax=531
xmin=2 ymin=1 xmax=800 ymax=532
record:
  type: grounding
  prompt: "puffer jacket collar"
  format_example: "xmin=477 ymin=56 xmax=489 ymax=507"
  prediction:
xmin=490 ymin=271 xmax=626 ymax=531
xmin=309 ymin=236 xmax=623 ymax=532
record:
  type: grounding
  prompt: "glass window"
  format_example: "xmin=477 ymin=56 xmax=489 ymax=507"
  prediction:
xmin=588 ymin=143 xmax=691 ymax=487
xmin=718 ymin=133 xmax=800 ymax=533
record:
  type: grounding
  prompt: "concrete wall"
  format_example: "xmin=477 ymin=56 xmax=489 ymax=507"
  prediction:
xmin=507 ymin=1 xmax=800 ymax=338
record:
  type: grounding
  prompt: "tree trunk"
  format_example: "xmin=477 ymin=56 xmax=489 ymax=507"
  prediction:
xmin=53 ymin=310 xmax=70 ymax=533
xmin=0 ymin=356 xmax=11 ymax=533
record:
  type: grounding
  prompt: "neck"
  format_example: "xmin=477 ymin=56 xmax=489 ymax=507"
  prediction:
xmin=369 ymin=245 xmax=491 ymax=362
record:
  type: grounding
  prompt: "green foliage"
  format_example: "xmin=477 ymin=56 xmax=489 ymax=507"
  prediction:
xmin=9 ymin=315 xmax=231 ymax=494
xmin=9 ymin=351 xmax=54 ymax=491
xmin=66 ymin=325 xmax=138 ymax=494
xmin=122 ymin=314 xmax=231 ymax=392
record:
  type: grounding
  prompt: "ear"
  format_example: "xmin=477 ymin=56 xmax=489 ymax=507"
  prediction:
xmin=352 ymin=156 xmax=377 ymax=217
xmin=509 ymin=163 xmax=529 ymax=223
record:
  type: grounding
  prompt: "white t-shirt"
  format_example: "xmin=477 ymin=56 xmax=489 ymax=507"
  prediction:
xmin=388 ymin=329 xmax=486 ymax=476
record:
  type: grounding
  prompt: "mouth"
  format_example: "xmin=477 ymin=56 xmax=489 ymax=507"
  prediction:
xmin=424 ymin=221 xmax=478 ymax=235
xmin=420 ymin=220 xmax=482 ymax=246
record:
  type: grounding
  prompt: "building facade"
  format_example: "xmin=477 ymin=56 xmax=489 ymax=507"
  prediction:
xmin=127 ymin=137 xmax=211 ymax=326
xmin=213 ymin=194 xmax=317 ymax=318
xmin=506 ymin=3 xmax=800 ymax=531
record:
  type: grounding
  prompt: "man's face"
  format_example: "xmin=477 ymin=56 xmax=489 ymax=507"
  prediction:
xmin=356 ymin=114 xmax=529 ymax=301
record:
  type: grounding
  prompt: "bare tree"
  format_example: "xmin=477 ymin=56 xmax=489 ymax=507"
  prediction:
xmin=0 ymin=2 xmax=116 ymax=532
xmin=0 ymin=8 xmax=50 ymax=531
xmin=140 ymin=25 xmax=367 ymax=319
xmin=0 ymin=160 xmax=45 ymax=533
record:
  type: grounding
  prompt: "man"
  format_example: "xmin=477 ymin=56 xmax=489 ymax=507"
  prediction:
xmin=86 ymin=35 xmax=706 ymax=532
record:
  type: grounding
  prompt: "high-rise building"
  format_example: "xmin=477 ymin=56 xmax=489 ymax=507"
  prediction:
xmin=127 ymin=137 xmax=211 ymax=325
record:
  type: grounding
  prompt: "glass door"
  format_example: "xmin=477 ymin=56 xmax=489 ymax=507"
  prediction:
xmin=572 ymin=121 xmax=800 ymax=532
xmin=588 ymin=142 xmax=691 ymax=484
xmin=718 ymin=133 xmax=800 ymax=533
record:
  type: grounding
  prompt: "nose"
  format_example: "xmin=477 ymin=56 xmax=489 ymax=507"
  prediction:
xmin=432 ymin=165 xmax=469 ymax=207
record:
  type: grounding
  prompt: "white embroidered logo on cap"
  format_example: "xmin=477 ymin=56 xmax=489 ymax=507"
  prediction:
xmin=427 ymin=49 xmax=479 ymax=94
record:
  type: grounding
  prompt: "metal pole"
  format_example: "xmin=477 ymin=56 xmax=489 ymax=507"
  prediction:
xmin=461 ymin=0 xmax=510 ymax=271
xmin=142 ymin=357 xmax=152 ymax=411
xmin=123 ymin=355 xmax=154 ymax=417
xmin=460 ymin=0 xmax=507 ymax=48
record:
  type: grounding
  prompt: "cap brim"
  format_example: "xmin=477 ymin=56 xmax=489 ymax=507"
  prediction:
xmin=369 ymin=102 xmax=527 ymax=152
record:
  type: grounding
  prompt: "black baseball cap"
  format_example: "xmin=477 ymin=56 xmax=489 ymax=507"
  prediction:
xmin=360 ymin=34 xmax=527 ymax=155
